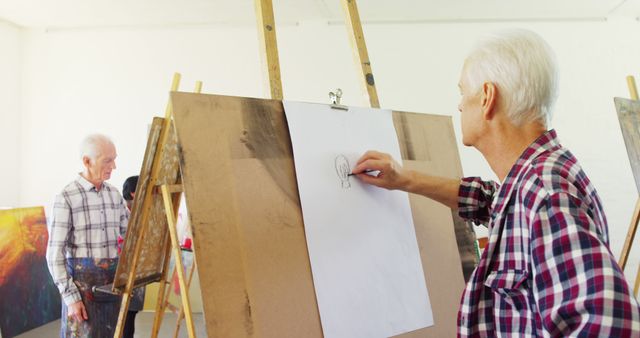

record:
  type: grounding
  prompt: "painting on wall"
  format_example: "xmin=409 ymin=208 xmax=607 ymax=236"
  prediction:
xmin=0 ymin=206 xmax=61 ymax=338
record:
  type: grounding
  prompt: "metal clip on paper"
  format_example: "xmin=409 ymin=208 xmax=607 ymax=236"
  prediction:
xmin=329 ymin=89 xmax=348 ymax=110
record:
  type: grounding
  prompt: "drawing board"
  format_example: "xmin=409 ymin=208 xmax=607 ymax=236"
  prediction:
xmin=171 ymin=92 xmax=466 ymax=337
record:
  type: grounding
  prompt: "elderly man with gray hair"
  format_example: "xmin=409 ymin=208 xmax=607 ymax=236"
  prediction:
xmin=46 ymin=134 xmax=129 ymax=337
xmin=353 ymin=29 xmax=640 ymax=336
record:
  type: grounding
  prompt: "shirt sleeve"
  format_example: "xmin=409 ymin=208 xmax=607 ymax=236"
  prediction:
xmin=530 ymin=192 xmax=640 ymax=336
xmin=45 ymin=193 xmax=82 ymax=306
xmin=457 ymin=176 xmax=499 ymax=226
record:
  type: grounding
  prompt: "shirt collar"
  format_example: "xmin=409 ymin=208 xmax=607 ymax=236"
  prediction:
xmin=513 ymin=129 xmax=560 ymax=166
xmin=491 ymin=129 xmax=561 ymax=212
xmin=76 ymin=174 xmax=99 ymax=192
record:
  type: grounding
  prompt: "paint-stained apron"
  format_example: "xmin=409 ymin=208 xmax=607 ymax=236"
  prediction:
xmin=60 ymin=258 xmax=121 ymax=338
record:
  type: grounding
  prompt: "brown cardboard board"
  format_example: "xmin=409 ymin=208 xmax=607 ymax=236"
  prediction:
xmin=171 ymin=92 xmax=467 ymax=337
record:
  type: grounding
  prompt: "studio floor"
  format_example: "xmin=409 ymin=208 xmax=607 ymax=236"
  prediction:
xmin=15 ymin=312 xmax=207 ymax=338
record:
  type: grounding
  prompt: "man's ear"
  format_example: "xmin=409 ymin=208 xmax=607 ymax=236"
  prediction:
xmin=481 ymin=82 xmax=498 ymax=120
xmin=82 ymin=156 xmax=92 ymax=169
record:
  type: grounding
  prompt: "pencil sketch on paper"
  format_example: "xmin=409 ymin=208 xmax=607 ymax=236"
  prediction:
xmin=284 ymin=101 xmax=433 ymax=338
xmin=335 ymin=155 xmax=351 ymax=189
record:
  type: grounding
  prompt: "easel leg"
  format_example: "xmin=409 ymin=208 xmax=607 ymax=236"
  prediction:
xmin=151 ymin=282 xmax=167 ymax=338
xmin=114 ymin=291 xmax=133 ymax=338
xmin=172 ymin=258 xmax=197 ymax=338
xmin=341 ymin=0 xmax=380 ymax=108
xmin=255 ymin=0 xmax=283 ymax=100
xmin=619 ymin=198 xmax=640 ymax=270
xmin=151 ymin=242 xmax=175 ymax=338
xmin=161 ymin=185 xmax=197 ymax=338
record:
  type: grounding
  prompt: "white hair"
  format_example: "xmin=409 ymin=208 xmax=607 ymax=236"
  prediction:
xmin=80 ymin=134 xmax=113 ymax=162
xmin=462 ymin=29 xmax=558 ymax=127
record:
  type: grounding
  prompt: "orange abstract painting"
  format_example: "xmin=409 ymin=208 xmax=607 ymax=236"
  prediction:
xmin=0 ymin=207 xmax=61 ymax=338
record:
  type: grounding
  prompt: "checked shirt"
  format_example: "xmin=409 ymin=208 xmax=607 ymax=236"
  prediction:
xmin=457 ymin=129 xmax=640 ymax=337
xmin=46 ymin=175 xmax=129 ymax=306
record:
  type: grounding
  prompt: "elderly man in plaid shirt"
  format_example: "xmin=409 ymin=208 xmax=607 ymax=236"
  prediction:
xmin=353 ymin=29 xmax=640 ymax=336
xmin=46 ymin=134 xmax=129 ymax=337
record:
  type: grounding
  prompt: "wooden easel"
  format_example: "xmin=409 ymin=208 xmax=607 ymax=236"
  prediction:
xmin=256 ymin=0 xmax=380 ymax=106
xmin=166 ymin=1 xmax=468 ymax=335
xmin=619 ymin=75 xmax=640 ymax=296
xmin=115 ymin=2 xmax=380 ymax=336
xmin=113 ymin=74 xmax=200 ymax=338
xmin=124 ymin=3 xmax=381 ymax=337
xmin=149 ymin=5 xmax=386 ymax=334
xmin=115 ymin=2 xmax=474 ymax=337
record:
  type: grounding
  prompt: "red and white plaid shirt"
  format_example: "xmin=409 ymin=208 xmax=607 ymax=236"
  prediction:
xmin=457 ymin=129 xmax=640 ymax=337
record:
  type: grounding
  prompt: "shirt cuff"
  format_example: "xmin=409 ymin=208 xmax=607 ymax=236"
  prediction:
xmin=62 ymin=289 xmax=82 ymax=306
xmin=457 ymin=177 xmax=478 ymax=215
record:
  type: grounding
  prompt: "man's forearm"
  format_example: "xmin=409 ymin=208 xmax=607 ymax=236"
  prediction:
xmin=403 ymin=171 xmax=460 ymax=210
xmin=46 ymin=250 xmax=82 ymax=306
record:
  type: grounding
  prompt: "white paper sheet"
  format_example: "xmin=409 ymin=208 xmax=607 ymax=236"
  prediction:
xmin=284 ymin=101 xmax=433 ymax=338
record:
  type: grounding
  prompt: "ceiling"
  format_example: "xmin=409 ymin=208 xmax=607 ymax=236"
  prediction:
xmin=0 ymin=0 xmax=639 ymax=29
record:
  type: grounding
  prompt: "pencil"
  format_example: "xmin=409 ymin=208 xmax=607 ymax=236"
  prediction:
xmin=347 ymin=169 xmax=376 ymax=176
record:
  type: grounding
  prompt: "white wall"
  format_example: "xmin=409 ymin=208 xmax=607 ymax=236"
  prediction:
xmin=0 ymin=20 xmax=21 ymax=207
xmin=20 ymin=18 xmax=640 ymax=282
